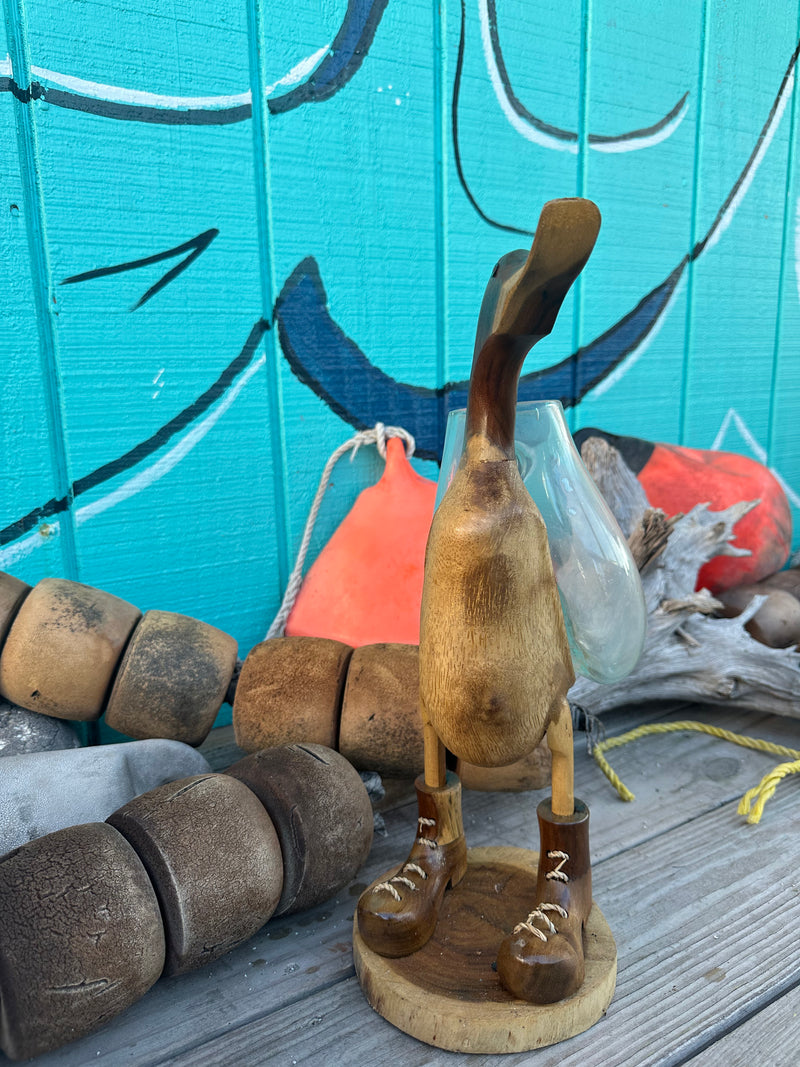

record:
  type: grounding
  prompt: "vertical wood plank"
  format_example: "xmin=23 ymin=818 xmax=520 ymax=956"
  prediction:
xmin=13 ymin=0 xmax=284 ymax=712
xmin=267 ymin=0 xmax=444 ymax=572
xmin=443 ymin=0 xmax=582 ymax=390
xmin=574 ymin=0 xmax=704 ymax=445
xmin=1 ymin=0 xmax=78 ymax=580
xmin=681 ymin=0 xmax=797 ymax=460
xmin=766 ymin=4 xmax=800 ymax=537
xmin=245 ymin=0 xmax=291 ymax=592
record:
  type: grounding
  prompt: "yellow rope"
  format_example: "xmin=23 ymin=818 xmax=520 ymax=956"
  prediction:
xmin=592 ymin=720 xmax=800 ymax=825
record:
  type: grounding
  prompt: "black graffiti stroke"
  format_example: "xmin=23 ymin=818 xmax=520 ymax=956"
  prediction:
xmin=486 ymin=0 xmax=688 ymax=147
xmin=0 ymin=319 xmax=270 ymax=547
xmin=0 ymin=0 xmax=388 ymax=124
xmin=61 ymin=229 xmax=219 ymax=309
xmin=2 ymin=37 xmax=798 ymax=549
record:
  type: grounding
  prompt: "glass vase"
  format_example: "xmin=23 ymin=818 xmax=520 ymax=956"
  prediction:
xmin=437 ymin=400 xmax=646 ymax=683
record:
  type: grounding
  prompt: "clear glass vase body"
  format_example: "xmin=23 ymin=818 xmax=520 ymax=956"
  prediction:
xmin=437 ymin=400 xmax=646 ymax=683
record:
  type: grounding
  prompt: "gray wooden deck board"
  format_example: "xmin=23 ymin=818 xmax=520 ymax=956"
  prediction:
xmin=160 ymin=787 xmax=800 ymax=1067
xmin=6 ymin=701 xmax=800 ymax=1065
xmin=682 ymin=981 xmax=800 ymax=1066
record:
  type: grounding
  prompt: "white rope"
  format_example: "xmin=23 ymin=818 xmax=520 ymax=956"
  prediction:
xmin=265 ymin=423 xmax=416 ymax=639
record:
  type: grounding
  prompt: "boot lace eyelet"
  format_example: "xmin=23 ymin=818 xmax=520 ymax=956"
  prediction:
xmin=513 ymin=902 xmax=569 ymax=941
xmin=545 ymin=849 xmax=569 ymax=883
xmin=416 ymin=816 xmax=439 ymax=849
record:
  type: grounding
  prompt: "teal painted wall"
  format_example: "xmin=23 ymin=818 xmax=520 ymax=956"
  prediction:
xmin=2 ymin=0 xmax=799 ymax=728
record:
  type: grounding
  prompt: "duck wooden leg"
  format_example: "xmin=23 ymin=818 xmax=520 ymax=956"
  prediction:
xmin=495 ymin=700 xmax=593 ymax=1003
xmin=356 ymin=703 xmax=466 ymax=958
xmin=548 ymin=697 xmax=575 ymax=817
xmin=423 ymin=713 xmax=446 ymax=789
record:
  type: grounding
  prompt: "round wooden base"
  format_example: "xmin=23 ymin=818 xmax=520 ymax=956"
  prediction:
xmin=353 ymin=846 xmax=617 ymax=1054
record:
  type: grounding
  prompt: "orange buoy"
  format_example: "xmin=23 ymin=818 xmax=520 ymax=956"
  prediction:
xmin=286 ymin=437 xmax=437 ymax=646
xmin=575 ymin=429 xmax=792 ymax=594
xmin=639 ymin=442 xmax=791 ymax=593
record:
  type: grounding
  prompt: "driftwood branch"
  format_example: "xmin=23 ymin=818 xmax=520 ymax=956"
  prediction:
xmin=573 ymin=438 xmax=800 ymax=718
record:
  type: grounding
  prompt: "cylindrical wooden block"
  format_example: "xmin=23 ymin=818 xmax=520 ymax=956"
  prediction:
xmin=0 ymin=572 xmax=30 ymax=651
xmin=0 ymin=578 xmax=141 ymax=720
xmin=0 ymin=822 xmax=165 ymax=1061
xmin=226 ymin=743 xmax=373 ymax=916
xmin=104 ymin=609 xmax=238 ymax=745
xmin=457 ymin=742 xmax=551 ymax=792
xmin=339 ymin=643 xmax=424 ymax=777
xmin=232 ymin=637 xmax=353 ymax=753
xmin=107 ymin=773 xmax=283 ymax=976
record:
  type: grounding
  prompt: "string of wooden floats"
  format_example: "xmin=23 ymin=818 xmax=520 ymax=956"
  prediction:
xmin=0 ymin=572 xmax=374 ymax=1060
xmin=0 ymin=569 xmax=551 ymax=790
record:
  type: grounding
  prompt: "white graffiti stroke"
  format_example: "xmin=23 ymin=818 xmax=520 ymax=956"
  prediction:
xmin=712 ymin=407 xmax=800 ymax=510
xmin=1 ymin=45 xmax=329 ymax=110
xmin=0 ymin=355 xmax=266 ymax=570
xmin=477 ymin=0 xmax=688 ymax=154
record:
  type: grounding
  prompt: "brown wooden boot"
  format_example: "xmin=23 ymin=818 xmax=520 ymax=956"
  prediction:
xmin=497 ymin=797 xmax=592 ymax=1003
xmin=357 ymin=771 xmax=467 ymax=958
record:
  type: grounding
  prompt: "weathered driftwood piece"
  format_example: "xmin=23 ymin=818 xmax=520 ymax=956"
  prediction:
xmin=573 ymin=438 xmax=800 ymax=718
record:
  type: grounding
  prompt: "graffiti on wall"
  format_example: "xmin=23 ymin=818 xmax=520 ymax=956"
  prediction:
xmin=3 ymin=0 xmax=800 ymax=661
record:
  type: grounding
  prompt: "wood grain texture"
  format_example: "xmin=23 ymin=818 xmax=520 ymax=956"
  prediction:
xmin=4 ymin=0 xmax=800 ymax=695
xmin=162 ymin=786 xmax=800 ymax=1067
xmin=0 ymin=577 xmax=141 ymax=719
xmin=7 ymin=0 xmax=285 ymax=677
xmin=682 ymin=981 xmax=800 ymax=1066
xmin=104 ymin=609 xmax=238 ymax=744
xmin=354 ymin=847 xmax=616 ymax=1054
xmin=420 ymin=432 xmax=574 ymax=767
xmin=339 ymin=643 xmax=424 ymax=778
xmin=16 ymin=700 xmax=800 ymax=1067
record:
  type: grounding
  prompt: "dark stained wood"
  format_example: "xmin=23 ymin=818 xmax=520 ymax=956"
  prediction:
xmin=355 ymin=772 xmax=467 ymax=958
xmin=107 ymin=774 xmax=283 ymax=977
xmin=466 ymin=199 xmax=601 ymax=455
xmin=354 ymin=846 xmax=616 ymax=1053
xmin=225 ymin=743 xmax=373 ymax=916
xmin=0 ymin=823 xmax=164 ymax=1061
xmin=497 ymin=799 xmax=592 ymax=1004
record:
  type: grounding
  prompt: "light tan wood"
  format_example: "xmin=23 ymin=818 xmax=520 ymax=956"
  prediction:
xmin=0 ymin=577 xmax=141 ymax=721
xmin=104 ymin=610 xmax=238 ymax=745
xmin=232 ymin=637 xmax=352 ymax=752
xmin=419 ymin=432 xmax=575 ymax=768
xmin=421 ymin=707 xmax=446 ymax=788
xmin=548 ymin=698 xmax=575 ymax=816
xmin=339 ymin=643 xmax=424 ymax=778
xmin=353 ymin=846 xmax=616 ymax=1054
xmin=418 ymin=201 xmax=599 ymax=772
xmin=0 ymin=571 xmax=30 ymax=650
